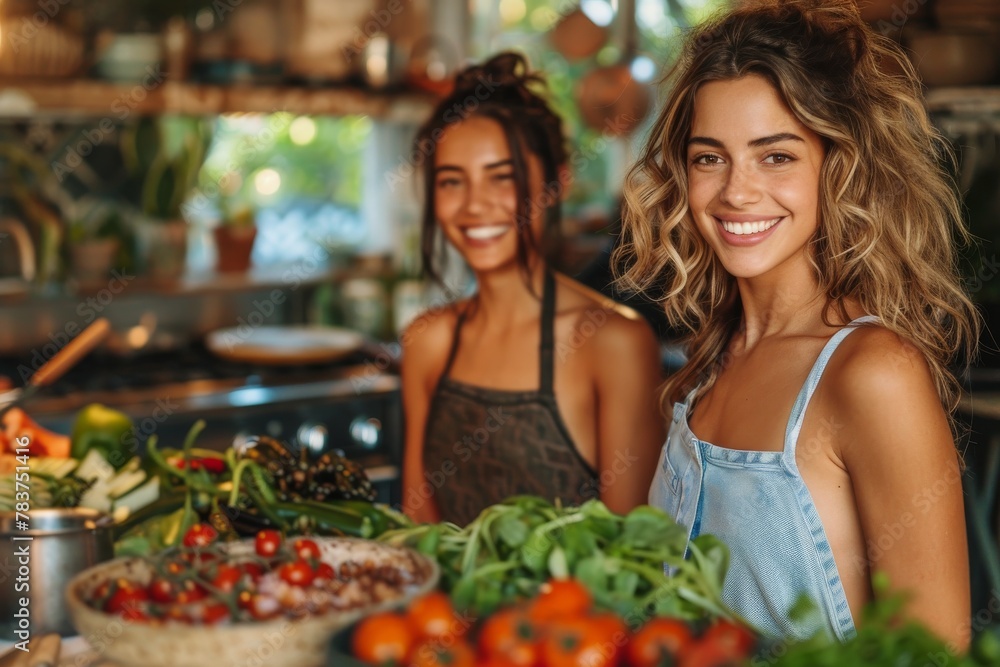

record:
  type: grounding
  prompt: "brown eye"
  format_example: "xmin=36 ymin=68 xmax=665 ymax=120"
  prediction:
xmin=764 ymin=153 xmax=794 ymax=165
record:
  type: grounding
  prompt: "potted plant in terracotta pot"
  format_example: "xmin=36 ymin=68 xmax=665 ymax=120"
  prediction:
xmin=120 ymin=116 xmax=211 ymax=281
xmin=214 ymin=201 xmax=257 ymax=272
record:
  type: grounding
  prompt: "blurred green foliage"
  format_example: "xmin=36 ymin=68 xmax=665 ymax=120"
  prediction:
xmin=197 ymin=113 xmax=371 ymax=214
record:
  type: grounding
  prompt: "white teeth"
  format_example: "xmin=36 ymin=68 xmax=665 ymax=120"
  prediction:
xmin=720 ymin=218 xmax=780 ymax=235
xmin=464 ymin=225 xmax=509 ymax=240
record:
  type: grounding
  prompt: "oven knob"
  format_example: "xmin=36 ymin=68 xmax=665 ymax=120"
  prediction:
xmin=297 ymin=422 xmax=329 ymax=456
xmin=349 ymin=417 xmax=382 ymax=450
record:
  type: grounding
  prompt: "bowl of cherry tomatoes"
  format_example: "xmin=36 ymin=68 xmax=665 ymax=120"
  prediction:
xmin=64 ymin=524 xmax=439 ymax=667
xmin=329 ymin=579 xmax=759 ymax=667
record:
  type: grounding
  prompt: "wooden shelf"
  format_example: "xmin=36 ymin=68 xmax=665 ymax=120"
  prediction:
xmin=0 ymin=79 xmax=436 ymax=122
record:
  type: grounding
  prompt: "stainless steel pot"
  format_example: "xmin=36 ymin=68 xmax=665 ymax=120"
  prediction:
xmin=0 ymin=508 xmax=114 ymax=639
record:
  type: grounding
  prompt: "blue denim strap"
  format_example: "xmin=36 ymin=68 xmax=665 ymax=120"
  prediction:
xmin=783 ymin=315 xmax=880 ymax=458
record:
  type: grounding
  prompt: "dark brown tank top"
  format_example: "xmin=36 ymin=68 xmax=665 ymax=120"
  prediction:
xmin=421 ymin=271 xmax=600 ymax=526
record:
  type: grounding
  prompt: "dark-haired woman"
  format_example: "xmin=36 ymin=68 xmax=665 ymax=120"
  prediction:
xmin=401 ymin=53 xmax=665 ymax=527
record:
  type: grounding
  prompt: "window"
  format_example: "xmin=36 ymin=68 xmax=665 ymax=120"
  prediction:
xmin=190 ymin=113 xmax=372 ymax=267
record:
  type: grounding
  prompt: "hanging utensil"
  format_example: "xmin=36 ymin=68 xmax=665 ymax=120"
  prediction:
xmin=575 ymin=0 xmax=652 ymax=137
xmin=549 ymin=7 xmax=608 ymax=62
xmin=0 ymin=317 xmax=111 ymax=420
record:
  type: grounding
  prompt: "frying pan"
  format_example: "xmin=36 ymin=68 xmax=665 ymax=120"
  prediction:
xmin=204 ymin=325 xmax=365 ymax=366
xmin=0 ymin=318 xmax=111 ymax=419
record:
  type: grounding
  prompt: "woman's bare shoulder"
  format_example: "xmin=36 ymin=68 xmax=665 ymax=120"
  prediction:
xmin=400 ymin=298 xmax=472 ymax=370
xmin=824 ymin=324 xmax=939 ymax=411
xmin=553 ymin=273 xmax=660 ymax=356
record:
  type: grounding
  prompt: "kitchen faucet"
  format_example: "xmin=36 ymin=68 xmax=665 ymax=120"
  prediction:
xmin=0 ymin=217 xmax=36 ymax=283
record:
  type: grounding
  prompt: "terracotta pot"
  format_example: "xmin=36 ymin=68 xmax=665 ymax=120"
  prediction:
xmin=70 ymin=238 xmax=120 ymax=282
xmin=214 ymin=225 xmax=257 ymax=272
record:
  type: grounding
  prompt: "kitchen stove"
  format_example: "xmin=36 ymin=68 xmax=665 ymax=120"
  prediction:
xmin=0 ymin=343 xmax=404 ymax=505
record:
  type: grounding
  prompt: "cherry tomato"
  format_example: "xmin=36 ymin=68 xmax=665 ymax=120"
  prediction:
xmin=410 ymin=639 xmax=476 ymax=667
xmin=292 ymin=538 xmax=321 ymax=561
xmin=173 ymin=580 xmax=208 ymax=605
xmin=627 ymin=618 xmax=694 ymax=667
xmin=147 ymin=577 xmax=178 ymax=604
xmin=278 ymin=559 xmax=316 ymax=587
xmin=182 ymin=523 xmax=218 ymax=548
xmin=407 ymin=592 xmax=462 ymax=640
xmin=255 ymin=529 xmax=282 ymax=558
xmin=542 ymin=617 xmax=615 ymax=667
xmin=700 ymin=620 xmax=756 ymax=658
xmin=315 ymin=562 xmax=336 ymax=580
xmin=211 ymin=564 xmax=244 ymax=593
xmin=528 ymin=579 xmax=593 ymax=626
xmin=352 ymin=612 xmax=417 ymax=665
xmin=105 ymin=581 xmax=149 ymax=616
xmin=198 ymin=602 xmax=231 ymax=625
xmin=679 ymin=640 xmax=743 ymax=667
xmin=590 ymin=612 xmax=629 ymax=664
xmin=478 ymin=608 xmax=538 ymax=666
xmin=238 ymin=561 xmax=264 ymax=582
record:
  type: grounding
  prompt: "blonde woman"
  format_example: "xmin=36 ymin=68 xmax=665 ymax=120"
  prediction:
xmin=615 ymin=0 xmax=978 ymax=648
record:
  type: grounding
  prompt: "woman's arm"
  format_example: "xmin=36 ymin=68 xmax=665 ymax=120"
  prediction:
xmin=592 ymin=312 xmax=667 ymax=515
xmin=400 ymin=310 xmax=453 ymax=524
xmin=833 ymin=328 xmax=970 ymax=651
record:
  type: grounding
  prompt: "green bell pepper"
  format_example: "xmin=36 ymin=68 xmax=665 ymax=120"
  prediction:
xmin=70 ymin=403 xmax=135 ymax=469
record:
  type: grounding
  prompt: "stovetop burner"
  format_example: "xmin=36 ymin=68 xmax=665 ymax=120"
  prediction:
xmin=0 ymin=341 xmax=401 ymax=420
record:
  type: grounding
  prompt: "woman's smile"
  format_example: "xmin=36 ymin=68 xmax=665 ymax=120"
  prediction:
xmin=461 ymin=224 xmax=513 ymax=246
xmin=716 ymin=215 xmax=784 ymax=246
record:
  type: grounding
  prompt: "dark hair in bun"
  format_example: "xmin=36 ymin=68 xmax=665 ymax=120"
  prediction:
xmin=415 ymin=51 xmax=568 ymax=287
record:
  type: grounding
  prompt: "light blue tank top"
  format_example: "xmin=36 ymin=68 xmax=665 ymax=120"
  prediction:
xmin=650 ymin=315 xmax=878 ymax=641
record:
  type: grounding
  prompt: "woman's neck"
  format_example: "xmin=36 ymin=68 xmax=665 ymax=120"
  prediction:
xmin=472 ymin=261 xmax=547 ymax=325
xmin=735 ymin=263 xmax=827 ymax=349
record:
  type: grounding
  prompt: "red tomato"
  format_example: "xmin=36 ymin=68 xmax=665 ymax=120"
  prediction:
xmin=407 ymin=592 xmax=462 ymax=640
xmin=543 ymin=617 xmax=619 ymax=667
xmin=173 ymin=580 xmax=208 ymax=605
xmin=292 ymin=538 xmax=321 ymax=561
xmin=679 ymin=640 xmax=744 ymax=667
xmin=182 ymin=523 xmax=218 ymax=548
xmin=478 ymin=607 xmax=539 ymax=666
xmin=528 ymin=579 xmax=593 ymax=626
xmin=627 ymin=618 xmax=695 ymax=667
xmin=147 ymin=577 xmax=178 ymax=604
xmin=278 ymin=559 xmax=316 ymax=587
xmin=238 ymin=561 xmax=264 ymax=582
xmin=352 ymin=612 xmax=417 ymax=665
xmin=198 ymin=602 xmax=231 ymax=625
xmin=314 ymin=562 xmax=336 ymax=580
xmin=410 ymin=639 xmax=476 ymax=667
xmin=211 ymin=564 xmax=244 ymax=593
xmin=255 ymin=529 xmax=282 ymax=558
xmin=700 ymin=620 xmax=756 ymax=658
xmin=590 ymin=612 xmax=629 ymax=664
xmin=105 ymin=581 xmax=149 ymax=616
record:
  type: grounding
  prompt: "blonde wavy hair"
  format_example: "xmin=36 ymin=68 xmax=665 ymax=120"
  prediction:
xmin=613 ymin=0 xmax=978 ymax=427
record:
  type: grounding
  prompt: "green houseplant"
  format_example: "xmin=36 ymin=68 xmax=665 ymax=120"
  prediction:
xmin=67 ymin=200 xmax=132 ymax=283
xmin=120 ymin=116 xmax=211 ymax=280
